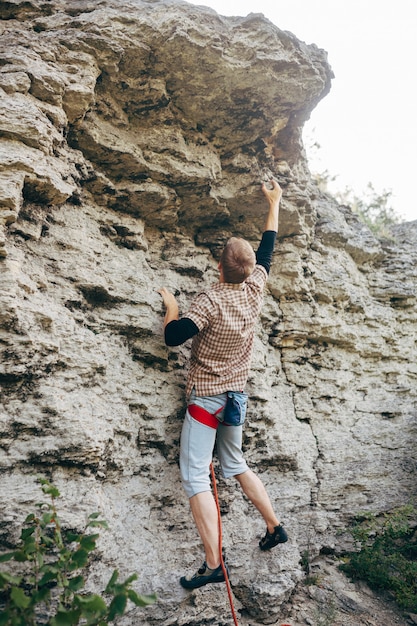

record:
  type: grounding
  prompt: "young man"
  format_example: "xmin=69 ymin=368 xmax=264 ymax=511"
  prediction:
xmin=158 ymin=180 xmax=287 ymax=589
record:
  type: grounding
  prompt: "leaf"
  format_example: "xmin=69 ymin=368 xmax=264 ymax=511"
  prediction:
xmin=105 ymin=569 xmax=119 ymax=593
xmin=42 ymin=511 xmax=55 ymax=525
xmin=127 ymin=589 xmax=157 ymax=607
xmin=24 ymin=513 xmax=36 ymax=523
xmin=35 ymin=585 xmax=51 ymax=602
xmin=79 ymin=534 xmax=99 ymax=551
xmin=37 ymin=552 xmax=44 ymax=569
xmin=13 ymin=549 xmax=29 ymax=562
xmin=21 ymin=527 xmax=36 ymax=541
xmin=38 ymin=569 xmax=58 ymax=587
xmin=22 ymin=539 xmax=37 ymax=555
xmin=87 ymin=512 xmax=108 ymax=529
xmin=0 ymin=572 xmax=22 ymax=587
xmin=87 ymin=520 xmax=108 ymax=529
xmin=41 ymin=482 xmax=60 ymax=499
xmin=64 ymin=531 xmax=81 ymax=543
xmin=10 ymin=586 xmax=31 ymax=609
xmin=40 ymin=535 xmax=55 ymax=548
xmin=40 ymin=562 xmax=60 ymax=575
xmin=50 ymin=608 xmax=81 ymax=626
xmin=69 ymin=549 xmax=89 ymax=569
xmin=58 ymin=544 xmax=70 ymax=556
xmin=74 ymin=593 xmax=107 ymax=614
xmin=0 ymin=612 xmax=10 ymax=626
xmin=123 ymin=573 xmax=138 ymax=586
xmin=0 ymin=551 xmax=16 ymax=563
xmin=108 ymin=593 xmax=127 ymax=620
xmin=68 ymin=574 xmax=84 ymax=592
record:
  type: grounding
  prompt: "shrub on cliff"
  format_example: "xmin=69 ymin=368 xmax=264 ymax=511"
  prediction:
xmin=0 ymin=478 xmax=156 ymax=625
xmin=340 ymin=505 xmax=417 ymax=612
xmin=306 ymin=135 xmax=403 ymax=236
xmin=333 ymin=183 xmax=402 ymax=237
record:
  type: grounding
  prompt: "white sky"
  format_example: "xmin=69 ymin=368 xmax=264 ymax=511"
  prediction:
xmin=187 ymin=0 xmax=417 ymax=222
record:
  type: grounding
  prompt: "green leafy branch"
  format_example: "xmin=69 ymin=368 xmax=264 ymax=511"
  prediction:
xmin=0 ymin=478 xmax=156 ymax=625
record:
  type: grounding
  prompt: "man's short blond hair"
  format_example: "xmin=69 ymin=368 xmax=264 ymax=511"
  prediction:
xmin=220 ymin=237 xmax=256 ymax=284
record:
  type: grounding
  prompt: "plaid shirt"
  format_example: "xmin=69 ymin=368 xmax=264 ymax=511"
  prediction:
xmin=184 ymin=265 xmax=268 ymax=397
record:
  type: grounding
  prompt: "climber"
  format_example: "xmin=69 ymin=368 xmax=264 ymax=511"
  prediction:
xmin=158 ymin=179 xmax=288 ymax=589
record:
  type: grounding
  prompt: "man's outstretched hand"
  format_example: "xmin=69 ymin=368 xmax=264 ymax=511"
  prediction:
xmin=261 ymin=179 xmax=282 ymax=207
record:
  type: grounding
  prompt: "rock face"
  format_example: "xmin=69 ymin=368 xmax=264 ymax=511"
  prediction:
xmin=0 ymin=1 xmax=416 ymax=624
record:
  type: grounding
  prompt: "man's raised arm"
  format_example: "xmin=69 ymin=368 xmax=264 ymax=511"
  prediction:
xmin=254 ymin=180 xmax=282 ymax=275
xmin=261 ymin=179 xmax=282 ymax=233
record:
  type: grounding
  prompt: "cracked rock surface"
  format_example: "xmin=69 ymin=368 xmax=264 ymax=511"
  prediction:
xmin=0 ymin=1 xmax=416 ymax=624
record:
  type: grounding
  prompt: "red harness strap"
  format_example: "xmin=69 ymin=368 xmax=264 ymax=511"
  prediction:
xmin=188 ymin=404 xmax=220 ymax=429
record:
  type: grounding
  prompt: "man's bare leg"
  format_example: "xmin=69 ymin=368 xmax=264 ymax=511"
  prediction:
xmin=189 ymin=491 xmax=220 ymax=569
xmin=235 ymin=469 xmax=280 ymax=532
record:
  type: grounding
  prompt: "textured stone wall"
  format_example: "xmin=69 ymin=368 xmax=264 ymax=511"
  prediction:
xmin=0 ymin=1 xmax=416 ymax=624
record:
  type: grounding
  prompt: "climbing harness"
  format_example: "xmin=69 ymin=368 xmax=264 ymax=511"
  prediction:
xmin=188 ymin=403 xmax=222 ymax=428
xmin=210 ymin=461 xmax=239 ymax=626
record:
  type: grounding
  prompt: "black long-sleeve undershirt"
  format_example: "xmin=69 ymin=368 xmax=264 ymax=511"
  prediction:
xmin=164 ymin=317 xmax=199 ymax=346
xmin=254 ymin=230 xmax=276 ymax=274
xmin=164 ymin=230 xmax=277 ymax=346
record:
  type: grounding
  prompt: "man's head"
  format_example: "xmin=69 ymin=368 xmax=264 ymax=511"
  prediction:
xmin=219 ymin=237 xmax=256 ymax=284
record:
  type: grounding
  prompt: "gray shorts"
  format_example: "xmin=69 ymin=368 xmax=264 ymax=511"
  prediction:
xmin=180 ymin=389 xmax=249 ymax=498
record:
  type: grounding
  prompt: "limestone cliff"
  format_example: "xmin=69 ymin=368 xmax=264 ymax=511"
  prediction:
xmin=0 ymin=1 xmax=416 ymax=624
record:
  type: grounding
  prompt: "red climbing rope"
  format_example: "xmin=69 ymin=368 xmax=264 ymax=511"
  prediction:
xmin=210 ymin=462 xmax=239 ymax=626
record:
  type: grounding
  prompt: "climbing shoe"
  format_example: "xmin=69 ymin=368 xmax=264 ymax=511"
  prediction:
xmin=259 ymin=524 xmax=288 ymax=551
xmin=180 ymin=561 xmax=228 ymax=589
